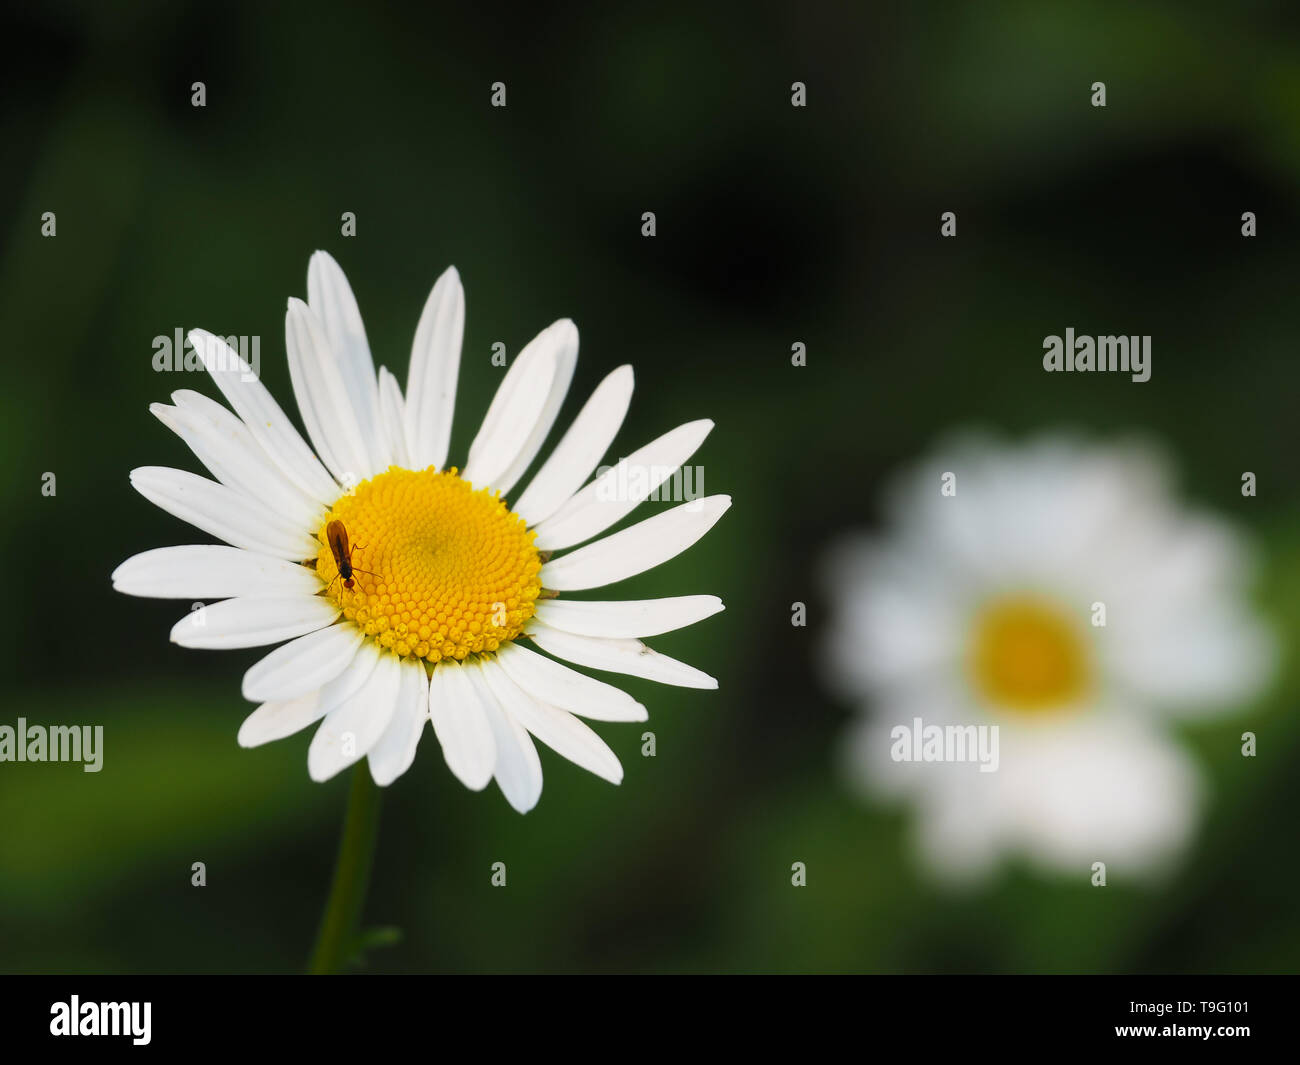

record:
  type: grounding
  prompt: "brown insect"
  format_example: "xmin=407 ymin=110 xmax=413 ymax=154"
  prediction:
xmin=325 ymin=519 xmax=378 ymax=597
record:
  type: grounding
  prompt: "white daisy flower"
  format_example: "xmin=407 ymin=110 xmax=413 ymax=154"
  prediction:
xmin=113 ymin=252 xmax=729 ymax=810
xmin=824 ymin=431 xmax=1274 ymax=882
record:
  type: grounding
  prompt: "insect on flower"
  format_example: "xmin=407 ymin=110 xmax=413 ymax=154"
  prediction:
xmin=113 ymin=251 xmax=730 ymax=797
xmin=325 ymin=519 xmax=377 ymax=597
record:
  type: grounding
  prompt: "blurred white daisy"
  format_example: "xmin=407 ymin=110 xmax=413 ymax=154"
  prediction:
xmin=824 ymin=432 xmax=1274 ymax=882
xmin=114 ymin=252 xmax=728 ymax=809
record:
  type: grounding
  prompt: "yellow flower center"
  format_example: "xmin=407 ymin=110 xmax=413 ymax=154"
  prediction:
xmin=967 ymin=596 xmax=1091 ymax=715
xmin=315 ymin=468 xmax=542 ymax=663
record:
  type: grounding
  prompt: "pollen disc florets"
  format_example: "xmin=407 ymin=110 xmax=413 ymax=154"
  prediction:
xmin=316 ymin=468 xmax=542 ymax=663
xmin=968 ymin=595 xmax=1091 ymax=715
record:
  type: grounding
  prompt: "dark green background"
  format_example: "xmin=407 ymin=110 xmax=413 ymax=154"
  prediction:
xmin=1 ymin=1 xmax=1296 ymax=972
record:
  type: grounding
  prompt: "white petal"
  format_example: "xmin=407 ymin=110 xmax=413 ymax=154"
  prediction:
xmin=167 ymin=389 xmax=325 ymax=528
xmin=466 ymin=660 xmax=543 ymax=812
xmin=285 ymin=297 xmax=375 ymax=484
xmin=479 ymin=661 xmax=623 ymax=784
xmin=170 ymin=596 xmax=339 ymax=649
xmin=533 ymin=595 xmax=724 ymax=639
xmin=130 ymin=466 xmax=320 ymax=560
xmin=1107 ymin=608 xmax=1275 ymax=715
xmin=427 ymin=659 xmax=496 ymax=790
xmin=529 ymin=621 xmax=717 ymax=689
xmin=187 ymin=329 xmax=338 ymax=503
xmin=146 ymin=403 xmax=314 ymax=533
xmin=376 ymin=366 xmax=411 ymax=470
xmin=541 ymin=495 xmax=732 ymax=591
xmin=241 ymin=623 xmax=364 ymax=702
xmin=237 ymin=691 xmax=326 ymax=749
xmin=461 ymin=343 xmax=557 ymax=491
xmin=307 ymin=251 xmax=384 ymax=466
xmin=818 ymin=536 xmax=964 ymax=697
xmin=493 ymin=642 xmax=646 ymax=722
xmin=308 ymin=648 xmax=403 ymax=782
xmin=112 ymin=545 xmax=321 ymax=599
xmin=405 ymin=266 xmax=464 ymax=471
xmin=237 ymin=638 xmax=380 ymax=747
xmin=512 ymin=365 xmax=634 ymax=527
xmin=534 ymin=419 xmax=713 ymax=550
xmin=475 ymin=319 xmax=579 ymax=498
xmin=1004 ymin=716 xmax=1202 ymax=876
xmin=368 ymin=658 xmax=431 ymax=786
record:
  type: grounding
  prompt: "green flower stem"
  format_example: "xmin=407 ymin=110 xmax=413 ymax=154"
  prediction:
xmin=308 ymin=763 xmax=383 ymax=975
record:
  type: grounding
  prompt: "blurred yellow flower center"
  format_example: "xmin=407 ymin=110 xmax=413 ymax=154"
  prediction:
xmin=316 ymin=468 xmax=542 ymax=663
xmin=968 ymin=596 xmax=1090 ymax=714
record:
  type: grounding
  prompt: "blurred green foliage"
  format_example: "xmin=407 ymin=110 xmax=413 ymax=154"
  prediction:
xmin=0 ymin=1 xmax=1296 ymax=972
